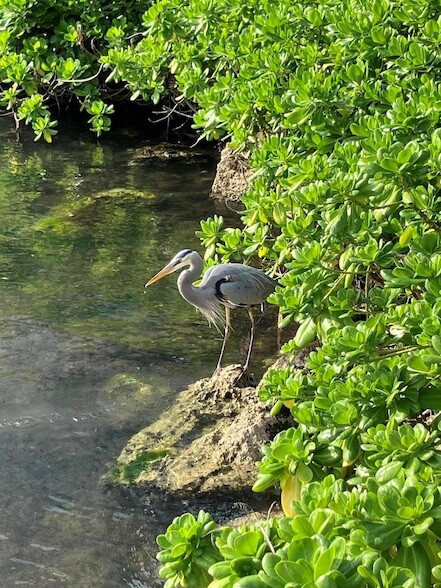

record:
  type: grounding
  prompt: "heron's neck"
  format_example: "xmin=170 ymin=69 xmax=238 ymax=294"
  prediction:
xmin=177 ymin=253 xmax=204 ymax=306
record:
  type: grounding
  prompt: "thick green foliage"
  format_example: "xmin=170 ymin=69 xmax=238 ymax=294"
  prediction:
xmin=0 ymin=0 xmax=146 ymax=139
xmin=150 ymin=0 xmax=441 ymax=585
xmin=4 ymin=0 xmax=441 ymax=585
xmin=158 ymin=472 xmax=441 ymax=587
xmin=157 ymin=511 xmax=220 ymax=588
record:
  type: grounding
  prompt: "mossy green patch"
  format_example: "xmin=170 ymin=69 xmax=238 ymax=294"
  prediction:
xmin=111 ymin=449 xmax=169 ymax=484
xmin=101 ymin=374 xmax=154 ymax=404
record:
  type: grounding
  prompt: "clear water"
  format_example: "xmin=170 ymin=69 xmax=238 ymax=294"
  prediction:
xmin=0 ymin=119 xmax=229 ymax=587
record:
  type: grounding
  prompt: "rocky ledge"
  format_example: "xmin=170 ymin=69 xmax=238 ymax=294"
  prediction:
xmin=105 ymin=363 xmax=287 ymax=494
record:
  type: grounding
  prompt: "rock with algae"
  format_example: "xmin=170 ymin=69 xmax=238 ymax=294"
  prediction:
xmin=131 ymin=143 xmax=214 ymax=162
xmin=106 ymin=364 xmax=279 ymax=494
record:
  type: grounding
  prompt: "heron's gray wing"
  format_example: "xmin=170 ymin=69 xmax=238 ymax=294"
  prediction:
xmin=201 ymin=263 xmax=275 ymax=307
xmin=198 ymin=263 xmax=235 ymax=287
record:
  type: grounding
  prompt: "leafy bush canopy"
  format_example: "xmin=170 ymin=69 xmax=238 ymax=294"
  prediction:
xmin=3 ymin=0 xmax=441 ymax=585
xmin=0 ymin=0 xmax=146 ymax=139
xmin=150 ymin=0 xmax=441 ymax=584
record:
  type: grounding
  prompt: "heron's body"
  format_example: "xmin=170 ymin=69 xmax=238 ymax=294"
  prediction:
xmin=146 ymin=249 xmax=275 ymax=373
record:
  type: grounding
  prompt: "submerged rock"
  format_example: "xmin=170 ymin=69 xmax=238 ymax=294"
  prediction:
xmin=131 ymin=143 xmax=214 ymax=162
xmin=106 ymin=365 xmax=279 ymax=494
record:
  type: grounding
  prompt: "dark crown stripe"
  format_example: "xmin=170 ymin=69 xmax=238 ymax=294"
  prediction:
xmin=177 ymin=249 xmax=193 ymax=258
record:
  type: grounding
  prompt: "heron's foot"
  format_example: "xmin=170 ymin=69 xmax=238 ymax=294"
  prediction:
xmin=232 ymin=365 xmax=255 ymax=387
xmin=232 ymin=368 xmax=246 ymax=386
xmin=211 ymin=364 xmax=223 ymax=378
xmin=210 ymin=364 xmax=249 ymax=388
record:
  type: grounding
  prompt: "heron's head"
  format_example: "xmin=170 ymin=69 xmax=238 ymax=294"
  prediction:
xmin=145 ymin=249 xmax=194 ymax=287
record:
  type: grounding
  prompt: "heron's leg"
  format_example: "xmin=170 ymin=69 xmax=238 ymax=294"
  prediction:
xmin=243 ymin=307 xmax=256 ymax=372
xmin=216 ymin=306 xmax=231 ymax=371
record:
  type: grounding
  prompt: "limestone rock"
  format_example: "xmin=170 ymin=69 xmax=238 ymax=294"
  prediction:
xmin=107 ymin=365 xmax=278 ymax=494
xmin=210 ymin=146 xmax=252 ymax=202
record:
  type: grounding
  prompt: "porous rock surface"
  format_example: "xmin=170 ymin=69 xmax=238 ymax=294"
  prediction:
xmin=110 ymin=364 xmax=282 ymax=494
xmin=210 ymin=145 xmax=252 ymax=202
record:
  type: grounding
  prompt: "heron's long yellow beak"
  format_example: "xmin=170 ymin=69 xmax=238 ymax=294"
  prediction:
xmin=145 ymin=265 xmax=175 ymax=287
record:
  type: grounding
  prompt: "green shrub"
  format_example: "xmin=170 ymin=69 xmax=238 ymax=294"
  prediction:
xmin=4 ymin=0 xmax=441 ymax=584
xmin=151 ymin=0 xmax=441 ymax=585
xmin=0 ymin=0 xmax=146 ymax=139
xmin=157 ymin=511 xmax=220 ymax=588
xmin=157 ymin=468 xmax=441 ymax=586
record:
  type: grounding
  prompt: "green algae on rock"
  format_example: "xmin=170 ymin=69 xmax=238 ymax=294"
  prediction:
xmin=106 ymin=365 xmax=278 ymax=493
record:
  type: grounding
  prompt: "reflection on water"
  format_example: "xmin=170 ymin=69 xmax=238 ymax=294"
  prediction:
xmin=0 ymin=119 xmax=225 ymax=587
xmin=0 ymin=123 xmax=224 ymax=364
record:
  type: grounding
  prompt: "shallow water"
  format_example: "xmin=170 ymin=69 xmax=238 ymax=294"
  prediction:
xmin=0 ymin=119 xmax=232 ymax=587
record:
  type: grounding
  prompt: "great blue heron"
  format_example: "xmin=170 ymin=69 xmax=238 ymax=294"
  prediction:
xmin=145 ymin=249 xmax=275 ymax=374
